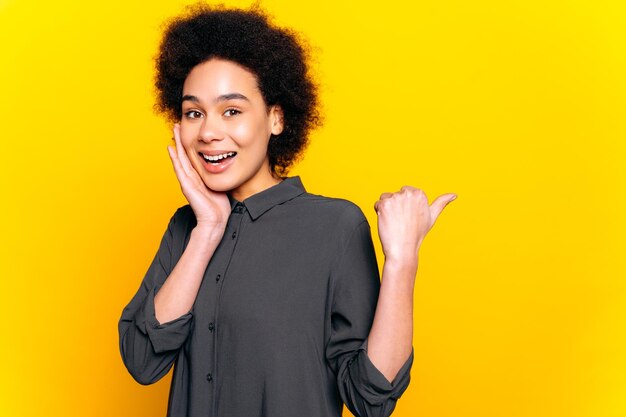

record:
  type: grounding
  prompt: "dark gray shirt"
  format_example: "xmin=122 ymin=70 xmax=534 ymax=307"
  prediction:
xmin=118 ymin=176 xmax=413 ymax=417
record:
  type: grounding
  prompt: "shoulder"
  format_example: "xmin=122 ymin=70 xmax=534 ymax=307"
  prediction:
xmin=166 ymin=204 xmax=197 ymax=234
xmin=291 ymin=191 xmax=369 ymax=234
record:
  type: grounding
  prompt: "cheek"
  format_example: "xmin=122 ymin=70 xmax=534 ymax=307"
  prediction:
xmin=231 ymin=121 xmax=254 ymax=140
xmin=231 ymin=117 xmax=269 ymax=144
xmin=179 ymin=127 xmax=196 ymax=149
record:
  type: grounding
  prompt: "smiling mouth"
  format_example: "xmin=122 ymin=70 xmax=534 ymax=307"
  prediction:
xmin=199 ymin=151 xmax=237 ymax=165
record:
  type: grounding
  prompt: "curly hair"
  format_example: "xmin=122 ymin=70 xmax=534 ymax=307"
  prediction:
xmin=153 ymin=2 xmax=323 ymax=176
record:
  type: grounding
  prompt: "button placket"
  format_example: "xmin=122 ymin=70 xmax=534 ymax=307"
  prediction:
xmin=207 ymin=202 xmax=244 ymax=404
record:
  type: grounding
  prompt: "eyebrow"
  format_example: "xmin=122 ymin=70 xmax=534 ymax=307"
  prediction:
xmin=181 ymin=93 xmax=250 ymax=104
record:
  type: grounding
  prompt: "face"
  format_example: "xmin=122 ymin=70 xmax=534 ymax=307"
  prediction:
xmin=179 ymin=58 xmax=284 ymax=201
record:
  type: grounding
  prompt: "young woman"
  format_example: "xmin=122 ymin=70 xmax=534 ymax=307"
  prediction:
xmin=118 ymin=4 xmax=456 ymax=417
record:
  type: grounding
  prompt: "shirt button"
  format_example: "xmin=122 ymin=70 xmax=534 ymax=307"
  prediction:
xmin=208 ymin=322 xmax=215 ymax=332
xmin=231 ymin=231 xmax=237 ymax=239
xmin=206 ymin=373 xmax=213 ymax=382
xmin=234 ymin=205 xmax=243 ymax=213
xmin=216 ymin=274 xmax=221 ymax=283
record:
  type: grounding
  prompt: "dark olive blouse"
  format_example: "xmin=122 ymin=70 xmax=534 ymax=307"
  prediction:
xmin=118 ymin=176 xmax=413 ymax=417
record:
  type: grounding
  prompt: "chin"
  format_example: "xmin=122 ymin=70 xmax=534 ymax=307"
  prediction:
xmin=201 ymin=175 xmax=241 ymax=194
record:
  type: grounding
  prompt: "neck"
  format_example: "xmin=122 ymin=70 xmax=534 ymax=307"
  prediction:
xmin=231 ymin=173 xmax=284 ymax=202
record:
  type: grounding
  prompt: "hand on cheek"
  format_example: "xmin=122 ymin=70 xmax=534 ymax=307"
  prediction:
xmin=167 ymin=123 xmax=232 ymax=236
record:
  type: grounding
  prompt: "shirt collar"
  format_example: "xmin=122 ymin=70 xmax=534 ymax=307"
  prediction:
xmin=227 ymin=176 xmax=306 ymax=220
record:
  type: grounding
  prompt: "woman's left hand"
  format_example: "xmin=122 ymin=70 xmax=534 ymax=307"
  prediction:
xmin=374 ymin=186 xmax=457 ymax=262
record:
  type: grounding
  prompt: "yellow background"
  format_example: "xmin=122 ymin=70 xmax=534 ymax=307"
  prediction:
xmin=1 ymin=0 xmax=624 ymax=416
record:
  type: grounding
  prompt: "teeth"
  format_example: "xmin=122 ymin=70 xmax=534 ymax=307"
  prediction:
xmin=202 ymin=152 xmax=236 ymax=162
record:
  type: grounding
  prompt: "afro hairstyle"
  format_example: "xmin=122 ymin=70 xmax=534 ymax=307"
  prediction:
xmin=153 ymin=2 xmax=323 ymax=176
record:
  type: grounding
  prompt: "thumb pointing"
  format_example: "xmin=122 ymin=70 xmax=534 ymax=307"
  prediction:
xmin=430 ymin=193 xmax=457 ymax=223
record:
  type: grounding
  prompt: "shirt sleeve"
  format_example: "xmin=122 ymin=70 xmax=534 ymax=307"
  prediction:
xmin=326 ymin=213 xmax=414 ymax=417
xmin=118 ymin=208 xmax=194 ymax=385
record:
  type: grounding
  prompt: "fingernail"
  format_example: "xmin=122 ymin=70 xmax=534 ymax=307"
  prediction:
xmin=451 ymin=194 xmax=457 ymax=201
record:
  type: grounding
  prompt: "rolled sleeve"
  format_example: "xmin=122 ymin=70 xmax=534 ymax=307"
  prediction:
xmin=342 ymin=339 xmax=413 ymax=412
xmin=326 ymin=209 xmax=413 ymax=417
xmin=134 ymin=285 xmax=193 ymax=353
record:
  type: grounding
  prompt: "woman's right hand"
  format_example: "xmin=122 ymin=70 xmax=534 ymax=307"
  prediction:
xmin=167 ymin=123 xmax=231 ymax=239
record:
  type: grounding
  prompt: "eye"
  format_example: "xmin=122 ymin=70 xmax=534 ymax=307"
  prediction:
xmin=224 ymin=108 xmax=241 ymax=117
xmin=184 ymin=110 xmax=203 ymax=119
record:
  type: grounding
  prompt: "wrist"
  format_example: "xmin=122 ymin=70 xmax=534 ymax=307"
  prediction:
xmin=381 ymin=255 xmax=418 ymax=289
xmin=383 ymin=254 xmax=419 ymax=270
xmin=192 ymin=223 xmax=225 ymax=245
xmin=383 ymin=243 xmax=420 ymax=266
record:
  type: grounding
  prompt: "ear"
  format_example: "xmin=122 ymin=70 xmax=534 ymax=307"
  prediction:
xmin=269 ymin=105 xmax=284 ymax=136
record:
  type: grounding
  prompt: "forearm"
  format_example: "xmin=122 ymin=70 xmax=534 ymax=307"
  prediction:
xmin=154 ymin=226 xmax=222 ymax=323
xmin=366 ymin=255 xmax=418 ymax=383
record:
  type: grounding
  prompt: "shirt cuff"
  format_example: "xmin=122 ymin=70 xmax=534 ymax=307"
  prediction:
xmin=349 ymin=339 xmax=414 ymax=405
xmin=133 ymin=285 xmax=193 ymax=354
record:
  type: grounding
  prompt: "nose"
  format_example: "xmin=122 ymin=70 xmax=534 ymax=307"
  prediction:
xmin=198 ymin=116 xmax=225 ymax=143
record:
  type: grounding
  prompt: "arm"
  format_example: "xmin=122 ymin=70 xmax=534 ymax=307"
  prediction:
xmin=117 ymin=210 xmax=185 ymax=385
xmin=367 ymin=186 xmax=457 ymax=383
xmin=118 ymin=210 xmax=222 ymax=385
xmin=366 ymin=257 xmax=417 ymax=384
xmin=326 ymin=214 xmax=414 ymax=417
xmin=328 ymin=188 xmax=456 ymax=417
